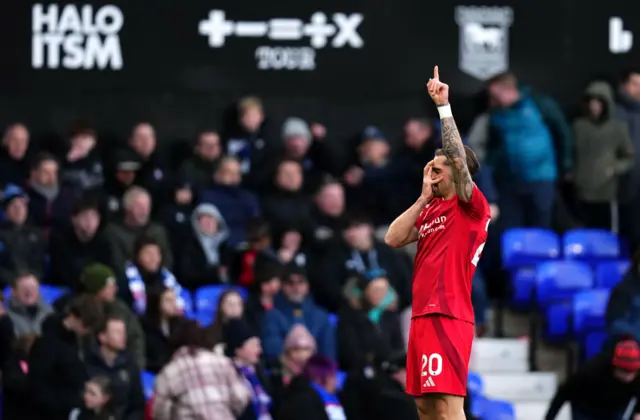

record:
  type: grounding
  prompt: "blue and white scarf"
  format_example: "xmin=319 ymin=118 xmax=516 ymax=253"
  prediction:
xmin=311 ymin=382 xmax=346 ymax=420
xmin=238 ymin=365 xmax=272 ymax=420
xmin=125 ymin=262 xmax=185 ymax=314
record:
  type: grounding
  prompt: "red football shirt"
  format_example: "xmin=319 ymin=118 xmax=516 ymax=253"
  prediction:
xmin=412 ymin=184 xmax=491 ymax=323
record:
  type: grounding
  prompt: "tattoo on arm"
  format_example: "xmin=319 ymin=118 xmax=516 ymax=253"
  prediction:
xmin=441 ymin=116 xmax=474 ymax=201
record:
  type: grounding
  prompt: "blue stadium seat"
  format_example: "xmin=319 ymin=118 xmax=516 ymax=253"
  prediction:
xmin=584 ymin=330 xmax=608 ymax=359
xmin=510 ymin=267 xmax=537 ymax=309
xmin=536 ymin=261 xmax=593 ymax=339
xmin=574 ymin=288 xmax=611 ymax=360
xmin=192 ymin=309 xmax=215 ymax=327
xmin=39 ymin=285 xmax=68 ymax=305
xmin=470 ymin=394 xmax=486 ymax=418
xmin=595 ymin=260 xmax=630 ymax=289
xmin=335 ymin=370 xmax=347 ymax=391
xmin=573 ymin=289 xmax=610 ymax=335
xmin=483 ymin=399 xmax=516 ymax=420
xmin=467 ymin=371 xmax=483 ymax=396
xmin=141 ymin=371 xmax=155 ymax=399
xmin=564 ymin=229 xmax=620 ymax=263
xmin=195 ymin=285 xmax=248 ymax=313
xmin=502 ymin=228 xmax=560 ymax=269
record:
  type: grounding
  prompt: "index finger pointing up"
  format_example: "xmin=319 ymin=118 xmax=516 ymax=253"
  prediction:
xmin=433 ymin=65 xmax=439 ymax=80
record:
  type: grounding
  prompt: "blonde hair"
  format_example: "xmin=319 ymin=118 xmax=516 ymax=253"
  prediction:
xmin=238 ymin=96 xmax=263 ymax=114
xmin=122 ymin=186 xmax=150 ymax=210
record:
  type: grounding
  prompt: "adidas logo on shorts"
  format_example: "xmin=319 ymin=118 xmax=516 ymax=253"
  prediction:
xmin=423 ymin=377 xmax=436 ymax=388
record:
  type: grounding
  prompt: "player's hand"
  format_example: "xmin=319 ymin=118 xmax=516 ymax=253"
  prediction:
xmin=421 ymin=161 xmax=443 ymax=200
xmin=426 ymin=66 xmax=450 ymax=106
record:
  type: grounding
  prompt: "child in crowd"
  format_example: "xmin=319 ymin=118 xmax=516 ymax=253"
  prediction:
xmin=69 ymin=376 xmax=115 ymax=420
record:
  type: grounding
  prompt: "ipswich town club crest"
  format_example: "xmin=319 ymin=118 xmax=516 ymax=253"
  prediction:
xmin=455 ymin=6 xmax=513 ymax=81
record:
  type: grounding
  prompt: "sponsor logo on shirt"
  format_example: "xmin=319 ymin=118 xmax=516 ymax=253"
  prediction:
xmin=419 ymin=216 xmax=447 ymax=238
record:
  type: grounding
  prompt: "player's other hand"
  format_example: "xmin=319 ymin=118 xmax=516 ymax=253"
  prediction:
xmin=421 ymin=161 xmax=442 ymax=200
xmin=426 ymin=65 xmax=449 ymax=106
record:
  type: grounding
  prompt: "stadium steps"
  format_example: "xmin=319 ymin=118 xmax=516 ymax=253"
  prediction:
xmin=476 ymin=308 xmax=571 ymax=420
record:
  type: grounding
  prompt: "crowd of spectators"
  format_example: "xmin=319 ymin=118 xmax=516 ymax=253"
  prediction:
xmin=0 ymin=67 xmax=640 ymax=420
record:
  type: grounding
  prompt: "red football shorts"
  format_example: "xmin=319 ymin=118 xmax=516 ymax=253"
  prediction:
xmin=406 ymin=314 xmax=474 ymax=397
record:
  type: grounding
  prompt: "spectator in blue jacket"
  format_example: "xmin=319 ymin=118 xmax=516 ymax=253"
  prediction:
xmin=483 ymin=72 xmax=572 ymax=229
xmin=261 ymin=265 xmax=335 ymax=361
xmin=199 ymin=156 xmax=261 ymax=246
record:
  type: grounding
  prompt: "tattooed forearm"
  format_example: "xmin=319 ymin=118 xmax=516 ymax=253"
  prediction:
xmin=441 ymin=116 xmax=474 ymax=201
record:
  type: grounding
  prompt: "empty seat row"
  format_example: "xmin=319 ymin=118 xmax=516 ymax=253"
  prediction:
xmin=501 ymin=228 xmax=626 ymax=356
xmin=503 ymin=228 xmax=622 ymax=269
xmin=510 ymin=257 xmax=628 ymax=309
xmin=535 ymin=262 xmax=617 ymax=341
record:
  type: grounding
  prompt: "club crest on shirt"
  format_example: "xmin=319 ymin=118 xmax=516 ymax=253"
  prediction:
xmin=419 ymin=216 xmax=447 ymax=238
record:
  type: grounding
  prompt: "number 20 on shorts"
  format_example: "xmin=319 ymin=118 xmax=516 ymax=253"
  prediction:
xmin=421 ymin=353 xmax=443 ymax=377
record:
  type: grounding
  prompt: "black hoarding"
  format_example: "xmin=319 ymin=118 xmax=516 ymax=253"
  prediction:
xmin=0 ymin=0 xmax=637 ymax=138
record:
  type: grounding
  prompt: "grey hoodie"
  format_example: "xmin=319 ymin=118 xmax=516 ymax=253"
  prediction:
xmin=573 ymin=81 xmax=635 ymax=202
xmin=191 ymin=203 xmax=229 ymax=265
xmin=5 ymin=296 xmax=54 ymax=337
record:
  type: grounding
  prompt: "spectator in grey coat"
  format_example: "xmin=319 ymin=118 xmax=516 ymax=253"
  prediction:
xmin=574 ymin=81 xmax=634 ymax=230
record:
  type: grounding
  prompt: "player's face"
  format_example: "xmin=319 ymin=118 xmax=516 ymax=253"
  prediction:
xmin=431 ymin=155 xmax=454 ymax=198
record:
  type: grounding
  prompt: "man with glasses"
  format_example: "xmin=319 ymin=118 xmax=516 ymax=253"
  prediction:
xmin=261 ymin=265 xmax=335 ymax=362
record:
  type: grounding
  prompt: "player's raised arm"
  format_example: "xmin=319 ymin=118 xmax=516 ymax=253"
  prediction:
xmin=426 ymin=66 xmax=474 ymax=202
xmin=384 ymin=161 xmax=442 ymax=248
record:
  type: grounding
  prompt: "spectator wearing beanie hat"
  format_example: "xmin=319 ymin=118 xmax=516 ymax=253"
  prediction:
xmin=337 ymin=268 xmax=404 ymax=372
xmin=280 ymin=117 xmax=333 ymax=194
xmin=225 ymin=318 xmax=274 ymax=420
xmin=281 ymin=324 xmax=316 ymax=380
xmin=277 ymin=354 xmax=346 ymax=420
xmin=265 ymin=325 xmax=317 ymax=413
xmin=283 ymin=325 xmax=316 ymax=379
xmin=545 ymin=339 xmax=640 ymax=420
xmin=0 ymin=184 xmax=47 ymax=286
xmin=53 ymin=263 xmax=146 ymax=368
